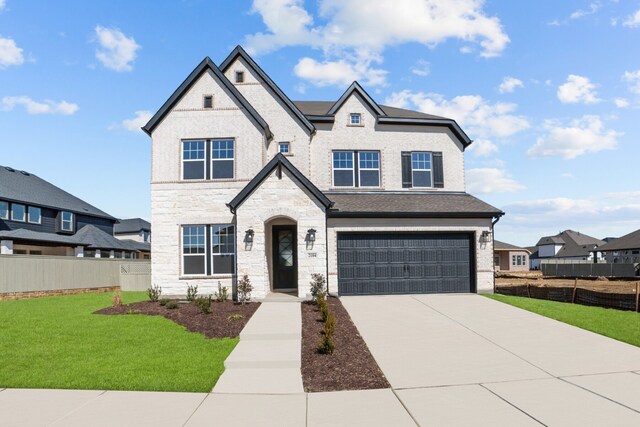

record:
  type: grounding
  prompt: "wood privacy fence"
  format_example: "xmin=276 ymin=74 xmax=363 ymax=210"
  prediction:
xmin=0 ymin=254 xmax=151 ymax=295
xmin=496 ymin=282 xmax=640 ymax=312
xmin=541 ymin=262 xmax=636 ymax=278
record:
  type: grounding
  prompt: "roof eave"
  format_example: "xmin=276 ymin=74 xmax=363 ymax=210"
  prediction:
xmin=327 ymin=211 xmax=503 ymax=219
xmin=377 ymin=117 xmax=472 ymax=147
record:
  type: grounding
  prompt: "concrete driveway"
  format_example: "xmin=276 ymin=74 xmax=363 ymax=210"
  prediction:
xmin=341 ymin=294 xmax=640 ymax=426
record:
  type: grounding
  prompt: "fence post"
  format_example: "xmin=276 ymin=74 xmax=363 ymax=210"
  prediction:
xmin=572 ymin=278 xmax=578 ymax=304
xmin=635 ymin=282 xmax=639 ymax=313
xmin=527 ymin=283 xmax=531 ymax=298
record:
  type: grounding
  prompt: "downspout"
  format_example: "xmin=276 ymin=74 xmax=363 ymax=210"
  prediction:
xmin=491 ymin=215 xmax=501 ymax=294
xmin=325 ymin=208 xmax=330 ymax=297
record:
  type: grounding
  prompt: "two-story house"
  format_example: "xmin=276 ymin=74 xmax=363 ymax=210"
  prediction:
xmin=114 ymin=218 xmax=152 ymax=259
xmin=529 ymin=230 xmax=605 ymax=269
xmin=0 ymin=165 xmax=139 ymax=258
xmin=144 ymin=46 xmax=503 ymax=298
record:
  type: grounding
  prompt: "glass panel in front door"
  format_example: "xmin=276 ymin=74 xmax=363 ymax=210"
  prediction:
xmin=279 ymin=230 xmax=293 ymax=267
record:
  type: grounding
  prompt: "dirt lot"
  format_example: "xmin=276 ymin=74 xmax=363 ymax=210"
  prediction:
xmin=496 ymin=271 xmax=640 ymax=294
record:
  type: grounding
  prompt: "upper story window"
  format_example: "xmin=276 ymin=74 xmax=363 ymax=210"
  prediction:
xmin=332 ymin=151 xmax=381 ymax=188
xmin=349 ymin=113 xmax=362 ymax=125
xmin=203 ymin=95 xmax=213 ymax=109
xmin=279 ymin=142 xmax=290 ymax=154
xmin=0 ymin=201 xmax=8 ymax=220
xmin=402 ymin=151 xmax=444 ymax=189
xmin=411 ymin=152 xmax=432 ymax=187
xmin=235 ymin=71 xmax=244 ymax=83
xmin=182 ymin=139 xmax=234 ymax=180
xmin=211 ymin=139 xmax=234 ymax=179
xmin=61 ymin=211 xmax=74 ymax=232
xmin=28 ymin=206 xmax=41 ymax=224
xmin=11 ymin=203 xmax=26 ymax=222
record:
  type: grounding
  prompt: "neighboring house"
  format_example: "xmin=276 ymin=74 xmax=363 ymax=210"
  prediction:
xmin=114 ymin=218 xmax=151 ymax=259
xmin=595 ymin=229 xmax=640 ymax=264
xmin=144 ymin=45 xmax=503 ymax=298
xmin=494 ymin=240 xmax=530 ymax=272
xmin=0 ymin=166 xmax=140 ymax=259
xmin=530 ymin=230 xmax=605 ymax=269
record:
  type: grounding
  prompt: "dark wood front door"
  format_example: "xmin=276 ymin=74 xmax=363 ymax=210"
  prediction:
xmin=272 ymin=225 xmax=297 ymax=290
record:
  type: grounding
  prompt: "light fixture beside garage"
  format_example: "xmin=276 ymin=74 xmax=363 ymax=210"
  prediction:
xmin=480 ymin=230 xmax=492 ymax=243
xmin=245 ymin=228 xmax=254 ymax=243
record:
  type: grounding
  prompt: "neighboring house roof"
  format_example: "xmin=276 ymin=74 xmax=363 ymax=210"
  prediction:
xmin=328 ymin=81 xmax=386 ymax=116
xmin=227 ymin=153 xmax=334 ymax=213
xmin=326 ymin=192 xmax=503 ymax=218
xmin=0 ymin=165 xmax=114 ymax=220
xmin=142 ymin=57 xmax=272 ymax=140
xmin=219 ymin=45 xmax=315 ymax=135
xmin=119 ymin=239 xmax=151 ymax=252
xmin=114 ymin=218 xmax=151 ymax=234
xmin=535 ymin=230 xmax=605 ymax=258
xmin=596 ymin=229 xmax=640 ymax=252
xmin=0 ymin=224 xmax=140 ymax=251
xmin=494 ymin=240 xmax=531 ymax=253
xmin=526 ymin=247 xmax=540 ymax=259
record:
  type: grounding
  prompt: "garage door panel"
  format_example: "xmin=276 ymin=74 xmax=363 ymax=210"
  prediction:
xmin=338 ymin=232 xmax=474 ymax=295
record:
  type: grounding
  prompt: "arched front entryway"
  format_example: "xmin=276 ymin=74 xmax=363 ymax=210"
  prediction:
xmin=265 ymin=216 xmax=298 ymax=294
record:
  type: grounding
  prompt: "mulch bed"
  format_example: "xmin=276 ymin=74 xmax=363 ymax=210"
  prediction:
xmin=301 ymin=297 xmax=390 ymax=392
xmin=95 ymin=300 xmax=260 ymax=338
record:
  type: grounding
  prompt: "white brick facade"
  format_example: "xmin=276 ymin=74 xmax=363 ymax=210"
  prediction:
xmin=148 ymin=48 xmax=499 ymax=298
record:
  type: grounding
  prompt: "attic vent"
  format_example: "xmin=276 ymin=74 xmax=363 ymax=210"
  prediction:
xmin=4 ymin=167 xmax=15 ymax=172
xmin=20 ymin=170 xmax=30 ymax=176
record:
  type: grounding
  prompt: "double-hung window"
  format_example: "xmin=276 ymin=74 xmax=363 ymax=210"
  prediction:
xmin=61 ymin=211 xmax=74 ymax=232
xmin=182 ymin=224 xmax=235 ymax=276
xmin=182 ymin=140 xmax=206 ymax=180
xmin=211 ymin=139 xmax=234 ymax=179
xmin=28 ymin=206 xmax=41 ymax=224
xmin=411 ymin=152 xmax=433 ymax=187
xmin=332 ymin=151 xmax=380 ymax=187
xmin=0 ymin=201 xmax=8 ymax=219
xmin=182 ymin=139 xmax=234 ymax=180
xmin=11 ymin=203 xmax=26 ymax=222
xmin=402 ymin=151 xmax=444 ymax=188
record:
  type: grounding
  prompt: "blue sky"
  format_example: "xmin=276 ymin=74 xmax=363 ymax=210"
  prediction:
xmin=1 ymin=0 xmax=639 ymax=246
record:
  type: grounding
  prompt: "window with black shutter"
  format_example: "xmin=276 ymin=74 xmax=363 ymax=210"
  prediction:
xmin=402 ymin=151 xmax=444 ymax=188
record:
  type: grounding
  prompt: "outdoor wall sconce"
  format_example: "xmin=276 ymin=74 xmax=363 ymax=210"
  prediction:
xmin=480 ymin=230 xmax=492 ymax=243
xmin=307 ymin=228 xmax=317 ymax=242
xmin=245 ymin=228 xmax=254 ymax=244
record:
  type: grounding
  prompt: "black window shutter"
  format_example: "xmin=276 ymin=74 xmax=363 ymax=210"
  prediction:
xmin=401 ymin=152 xmax=412 ymax=188
xmin=433 ymin=152 xmax=444 ymax=188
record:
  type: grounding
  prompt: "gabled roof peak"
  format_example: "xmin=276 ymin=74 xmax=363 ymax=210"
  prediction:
xmin=328 ymin=81 xmax=386 ymax=116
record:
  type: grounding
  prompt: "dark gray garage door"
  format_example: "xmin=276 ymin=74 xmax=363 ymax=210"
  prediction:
xmin=337 ymin=233 xmax=474 ymax=295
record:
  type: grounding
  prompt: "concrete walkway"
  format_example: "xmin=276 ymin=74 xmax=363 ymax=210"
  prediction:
xmin=4 ymin=294 xmax=640 ymax=426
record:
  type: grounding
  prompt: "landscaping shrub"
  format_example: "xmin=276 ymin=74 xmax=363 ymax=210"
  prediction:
xmin=126 ymin=309 xmax=139 ymax=315
xmin=237 ymin=274 xmax=253 ymax=305
xmin=112 ymin=290 xmax=123 ymax=307
xmin=317 ymin=334 xmax=335 ymax=354
xmin=166 ymin=301 xmax=179 ymax=310
xmin=159 ymin=298 xmax=170 ymax=306
xmin=310 ymin=273 xmax=327 ymax=302
xmin=318 ymin=296 xmax=329 ymax=322
xmin=323 ymin=312 xmax=336 ymax=337
xmin=215 ymin=282 xmax=229 ymax=302
xmin=186 ymin=284 xmax=198 ymax=302
xmin=227 ymin=313 xmax=244 ymax=321
xmin=194 ymin=295 xmax=212 ymax=314
xmin=147 ymin=284 xmax=162 ymax=302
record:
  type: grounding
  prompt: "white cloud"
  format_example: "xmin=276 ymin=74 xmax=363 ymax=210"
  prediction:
xmin=0 ymin=36 xmax=24 ymax=68
xmin=498 ymin=76 xmax=524 ymax=93
xmin=569 ymin=2 xmax=601 ymax=20
xmin=623 ymin=9 xmax=640 ymax=28
xmin=466 ymin=168 xmax=525 ymax=194
xmin=623 ymin=69 xmax=640 ymax=95
xmin=614 ymin=98 xmax=630 ymax=108
xmin=467 ymin=139 xmax=498 ymax=157
xmin=0 ymin=0 xmax=5 ymax=11
xmin=557 ymin=74 xmax=600 ymax=104
xmin=94 ymin=26 xmax=140 ymax=72
xmin=122 ymin=110 xmax=152 ymax=133
xmin=246 ymin=0 xmax=509 ymax=87
xmin=2 ymin=96 xmax=78 ymax=115
xmin=410 ymin=59 xmax=430 ymax=77
xmin=561 ymin=172 xmax=574 ymax=179
xmin=294 ymin=56 xmax=387 ymax=87
xmin=527 ymin=115 xmax=620 ymax=159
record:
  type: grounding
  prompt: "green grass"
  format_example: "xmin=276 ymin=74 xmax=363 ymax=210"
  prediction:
xmin=485 ymin=294 xmax=640 ymax=347
xmin=0 ymin=292 xmax=238 ymax=392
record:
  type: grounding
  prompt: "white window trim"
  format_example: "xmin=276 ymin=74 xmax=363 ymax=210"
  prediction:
xmin=0 ymin=201 xmax=8 ymax=220
xmin=181 ymin=140 xmax=207 ymax=181
xmin=211 ymin=139 xmax=235 ymax=180
xmin=28 ymin=206 xmax=42 ymax=224
xmin=349 ymin=113 xmax=362 ymax=126
xmin=332 ymin=151 xmax=356 ymax=188
xmin=358 ymin=151 xmax=381 ymax=188
xmin=411 ymin=152 xmax=433 ymax=188
xmin=61 ymin=211 xmax=74 ymax=232
xmin=181 ymin=225 xmax=207 ymax=277
xmin=210 ymin=224 xmax=236 ymax=275
xmin=11 ymin=203 xmax=26 ymax=222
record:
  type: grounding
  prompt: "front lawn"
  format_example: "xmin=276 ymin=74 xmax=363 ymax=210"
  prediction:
xmin=0 ymin=292 xmax=238 ymax=392
xmin=486 ymin=294 xmax=640 ymax=347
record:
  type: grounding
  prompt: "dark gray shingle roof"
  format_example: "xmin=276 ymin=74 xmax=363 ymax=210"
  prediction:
xmin=292 ymin=101 xmax=446 ymax=120
xmin=0 ymin=166 xmax=114 ymax=220
xmin=326 ymin=192 xmax=503 ymax=218
xmin=118 ymin=239 xmax=151 ymax=252
xmin=0 ymin=225 xmax=140 ymax=251
xmin=596 ymin=229 xmax=640 ymax=252
xmin=535 ymin=230 xmax=605 ymax=258
xmin=114 ymin=218 xmax=151 ymax=234
xmin=494 ymin=240 xmax=530 ymax=253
